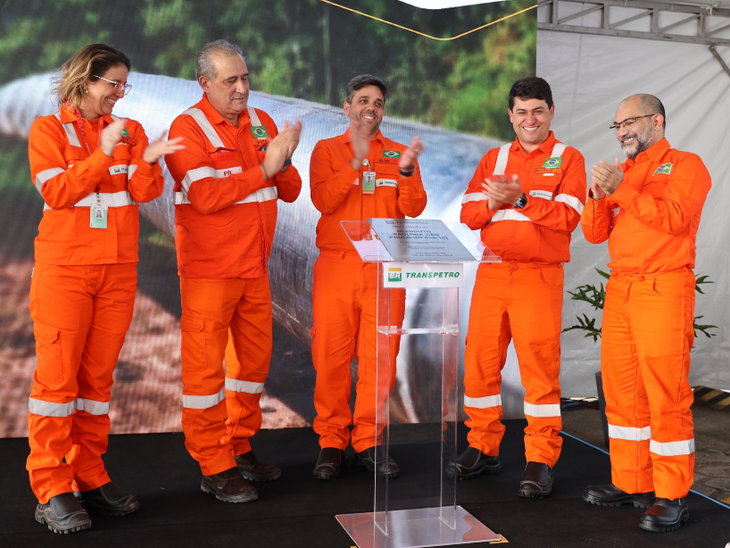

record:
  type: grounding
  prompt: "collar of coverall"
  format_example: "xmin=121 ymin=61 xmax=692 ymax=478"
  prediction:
xmin=624 ymin=137 xmax=670 ymax=168
xmin=60 ymin=102 xmax=114 ymax=126
xmin=510 ymin=130 xmax=557 ymax=156
xmin=343 ymin=127 xmax=385 ymax=146
xmin=198 ymin=92 xmax=253 ymax=130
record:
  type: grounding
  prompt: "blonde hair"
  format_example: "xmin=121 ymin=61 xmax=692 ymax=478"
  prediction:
xmin=53 ymin=43 xmax=131 ymax=108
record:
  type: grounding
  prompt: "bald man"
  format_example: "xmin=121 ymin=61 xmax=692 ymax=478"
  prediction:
xmin=580 ymin=94 xmax=711 ymax=533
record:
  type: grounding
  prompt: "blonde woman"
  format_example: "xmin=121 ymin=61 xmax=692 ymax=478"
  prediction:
xmin=27 ymin=43 xmax=183 ymax=534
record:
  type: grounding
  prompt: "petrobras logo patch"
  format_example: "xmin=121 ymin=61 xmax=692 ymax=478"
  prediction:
xmin=109 ymin=164 xmax=129 ymax=176
xmin=388 ymin=267 xmax=402 ymax=283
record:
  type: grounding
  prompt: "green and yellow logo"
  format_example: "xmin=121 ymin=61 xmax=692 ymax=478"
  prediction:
xmin=654 ymin=163 xmax=673 ymax=176
xmin=383 ymin=150 xmax=401 ymax=159
xmin=543 ymin=157 xmax=562 ymax=168
xmin=121 ymin=128 xmax=130 ymax=137
xmin=251 ymin=126 xmax=269 ymax=139
xmin=388 ymin=268 xmax=402 ymax=283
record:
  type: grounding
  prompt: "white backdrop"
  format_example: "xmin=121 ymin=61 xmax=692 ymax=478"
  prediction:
xmin=538 ymin=29 xmax=730 ymax=396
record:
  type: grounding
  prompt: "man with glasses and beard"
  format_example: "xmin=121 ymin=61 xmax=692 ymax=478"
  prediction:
xmin=581 ymin=94 xmax=711 ymax=533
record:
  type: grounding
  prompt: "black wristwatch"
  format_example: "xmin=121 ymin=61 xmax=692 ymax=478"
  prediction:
xmin=399 ymin=165 xmax=415 ymax=177
xmin=514 ymin=193 xmax=527 ymax=209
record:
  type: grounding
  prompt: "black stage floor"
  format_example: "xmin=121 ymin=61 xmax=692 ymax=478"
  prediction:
xmin=1 ymin=421 xmax=728 ymax=548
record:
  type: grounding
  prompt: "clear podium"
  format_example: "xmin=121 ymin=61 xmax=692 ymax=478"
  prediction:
xmin=335 ymin=219 xmax=502 ymax=548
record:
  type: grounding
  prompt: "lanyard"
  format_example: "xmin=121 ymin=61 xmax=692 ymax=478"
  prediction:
xmin=70 ymin=105 xmax=105 ymax=197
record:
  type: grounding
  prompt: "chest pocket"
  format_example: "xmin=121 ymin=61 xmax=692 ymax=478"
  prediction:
xmin=210 ymin=151 xmax=240 ymax=176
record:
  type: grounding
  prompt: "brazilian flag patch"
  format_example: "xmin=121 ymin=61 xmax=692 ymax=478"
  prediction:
xmin=383 ymin=150 xmax=401 ymax=159
xmin=543 ymin=157 xmax=562 ymax=168
xmin=654 ymin=163 xmax=673 ymax=176
xmin=251 ymin=126 xmax=269 ymax=139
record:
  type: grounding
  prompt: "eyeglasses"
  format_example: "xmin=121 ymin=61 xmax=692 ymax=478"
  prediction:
xmin=609 ymin=113 xmax=657 ymax=132
xmin=92 ymin=75 xmax=132 ymax=96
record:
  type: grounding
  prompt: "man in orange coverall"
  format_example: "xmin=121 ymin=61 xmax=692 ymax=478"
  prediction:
xmin=447 ymin=77 xmax=586 ymax=498
xmin=309 ymin=75 xmax=427 ymax=480
xmin=581 ymin=94 xmax=711 ymax=533
xmin=166 ymin=39 xmax=302 ymax=503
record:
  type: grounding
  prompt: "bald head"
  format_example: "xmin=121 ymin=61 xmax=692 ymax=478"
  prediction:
xmin=614 ymin=94 xmax=666 ymax=159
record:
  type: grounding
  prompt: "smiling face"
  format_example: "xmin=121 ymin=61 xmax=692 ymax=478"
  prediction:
xmin=78 ymin=64 xmax=128 ymax=120
xmin=344 ymin=85 xmax=384 ymax=138
xmin=199 ymin=53 xmax=250 ymax=126
xmin=614 ymin=97 xmax=663 ymax=160
xmin=509 ymin=97 xmax=554 ymax=153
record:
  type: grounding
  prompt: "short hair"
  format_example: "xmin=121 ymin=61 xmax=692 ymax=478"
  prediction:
xmin=508 ymin=76 xmax=554 ymax=110
xmin=53 ymin=44 xmax=131 ymax=108
xmin=345 ymin=74 xmax=388 ymax=104
xmin=196 ymin=39 xmax=244 ymax=81
xmin=623 ymin=94 xmax=667 ymax=129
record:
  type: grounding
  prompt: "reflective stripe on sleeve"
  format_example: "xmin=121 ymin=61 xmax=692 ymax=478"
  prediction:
xmin=43 ymin=190 xmax=136 ymax=211
xmin=608 ymin=424 xmax=652 ymax=441
xmin=650 ymin=438 xmax=695 ymax=457
xmin=464 ymin=394 xmax=501 ymax=409
xmin=182 ymin=388 xmax=226 ymax=410
xmin=491 ymin=210 xmax=530 ymax=222
xmin=127 ymin=164 xmax=138 ymax=180
xmin=181 ymin=166 xmax=216 ymax=194
xmin=493 ymin=143 xmax=511 ymax=176
xmin=28 ymin=397 xmax=75 ymax=417
xmin=555 ymin=193 xmax=585 ymax=214
xmin=225 ymin=378 xmax=265 ymax=394
xmin=524 ymin=401 xmax=561 ymax=418
xmin=461 ymin=192 xmax=488 ymax=205
xmin=183 ymin=108 xmax=225 ymax=149
xmin=35 ymin=167 xmax=64 ymax=191
xmin=75 ymin=398 xmax=110 ymax=415
xmin=174 ymin=186 xmax=278 ymax=206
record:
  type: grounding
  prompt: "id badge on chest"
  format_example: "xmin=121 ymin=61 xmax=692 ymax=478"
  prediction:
xmin=362 ymin=171 xmax=376 ymax=194
xmin=90 ymin=201 xmax=108 ymax=229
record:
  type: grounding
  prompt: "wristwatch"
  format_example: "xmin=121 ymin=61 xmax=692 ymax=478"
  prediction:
xmin=514 ymin=193 xmax=527 ymax=209
xmin=399 ymin=165 xmax=415 ymax=177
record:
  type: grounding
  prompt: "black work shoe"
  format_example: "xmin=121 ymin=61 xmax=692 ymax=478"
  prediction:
xmin=445 ymin=446 xmax=502 ymax=480
xmin=313 ymin=447 xmax=345 ymax=480
xmin=518 ymin=461 xmax=554 ymax=498
xmin=583 ymin=484 xmax=655 ymax=509
xmin=35 ymin=492 xmax=92 ymax=534
xmin=200 ymin=466 xmax=258 ymax=503
xmin=75 ymin=481 xmax=140 ymax=516
xmin=639 ymin=497 xmax=689 ymax=533
xmin=234 ymin=450 xmax=282 ymax=481
xmin=354 ymin=446 xmax=400 ymax=478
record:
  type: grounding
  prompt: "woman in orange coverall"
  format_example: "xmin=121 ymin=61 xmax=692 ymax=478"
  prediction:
xmin=26 ymin=43 xmax=184 ymax=535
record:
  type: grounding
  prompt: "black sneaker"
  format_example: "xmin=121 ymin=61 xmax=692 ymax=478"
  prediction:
xmin=445 ymin=446 xmax=502 ymax=480
xmin=75 ymin=481 xmax=139 ymax=516
xmin=201 ymin=466 xmax=258 ymax=503
xmin=35 ymin=492 xmax=92 ymax=534
xmin=234 ymin=450 xmax=282 ymax=481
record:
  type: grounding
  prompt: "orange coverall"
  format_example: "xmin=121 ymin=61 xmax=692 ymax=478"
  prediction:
xmin=27 ymin=104 xmax=163 ymax=504
xmin=581 ymin=138 xmax=711 ymax=499
xmin=166 ymin=95 xmax=301 ymax=476
xmin=310 ymin=130 xmax=427 ymax=452
xmin=460 ymin=132 xmax=586 ymax=468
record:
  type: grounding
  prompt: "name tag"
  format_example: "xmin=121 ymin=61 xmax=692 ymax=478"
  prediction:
xmin=376 ymin=179 xmax=398 ymax=188
xmin=529 ymin=190 xmax=553 ymax=200
xmin=109 ymin=164 xmax=129 ymax=176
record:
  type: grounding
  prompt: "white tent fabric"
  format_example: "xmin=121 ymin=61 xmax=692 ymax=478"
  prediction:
xmin=538 ymin=29 xmax=730 ymax=395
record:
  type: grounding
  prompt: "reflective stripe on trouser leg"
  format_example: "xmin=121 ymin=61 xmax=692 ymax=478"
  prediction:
xmin=602 ymin=270 xmax=696 ymax=497
xmin=634 ymin=270 xmax=695 ymax=498
xmin=27 ymin=263 xmax=134 ymax=503
xmin=180 ymin=277 xmax=245 ymax=476
xmin=223 ymin=274 xmax=273 ymax=456
xmin=351 ymin=263 xmax=405 ymax=453
xmin=69 ymin=263 xmax=136 ymax=492
xmin=311 ymin=254 xmax=361 ymax=450
xmin=509 ymin=264 xmax=564 ymax=468
xmin=463 ymin=263 xmax=512 ymax=456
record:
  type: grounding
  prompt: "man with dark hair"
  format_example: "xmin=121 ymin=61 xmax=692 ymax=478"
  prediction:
xmin=166 ymin=39 xmax=302 ymax=503
xmin=581 ymin=94 xmax=711 ymax=533
xmin=448 ymin=77 xmax=586 ymax=498
xmin=309 ymin=74 xmax=427 ymax=480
